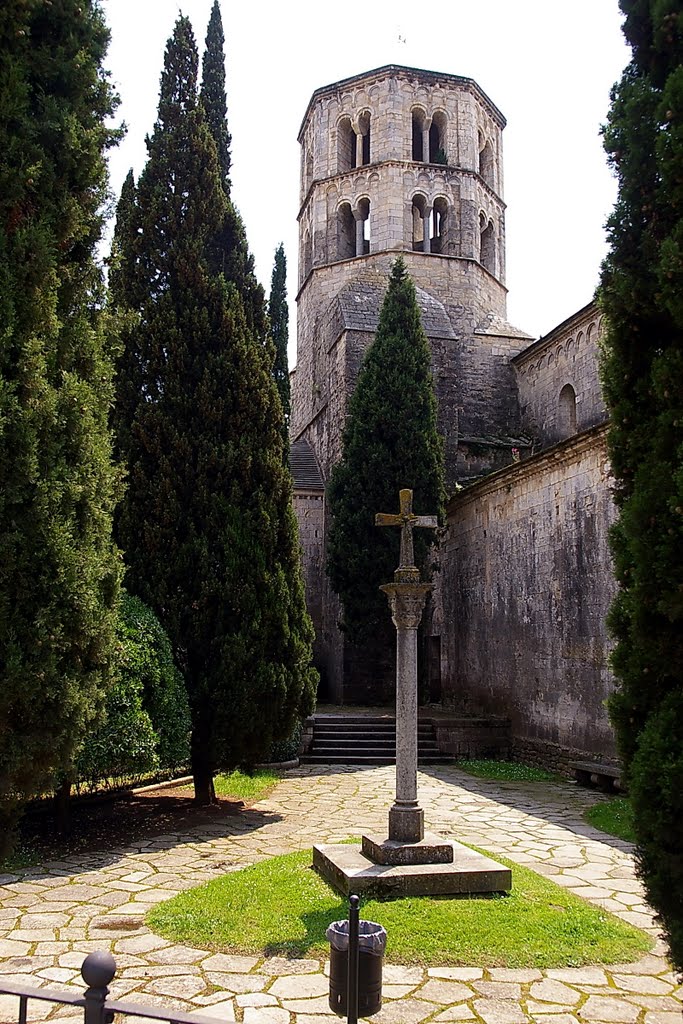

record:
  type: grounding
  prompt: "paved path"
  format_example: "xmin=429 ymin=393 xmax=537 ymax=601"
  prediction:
xmin=0 ymin=765 xmax=681 ymax=1024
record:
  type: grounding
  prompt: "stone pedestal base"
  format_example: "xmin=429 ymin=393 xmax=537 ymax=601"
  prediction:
xmin=388 ymin=803 xmax=423 ymax=843
xmin=361 ymin=832 xmax=454 ymax=865
xmin=313 ymin=840 xmax=512 ymax=897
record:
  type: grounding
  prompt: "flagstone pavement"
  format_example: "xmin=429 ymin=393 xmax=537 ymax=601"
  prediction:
xmin=0 ymin=765 xmax=681 ymax=1024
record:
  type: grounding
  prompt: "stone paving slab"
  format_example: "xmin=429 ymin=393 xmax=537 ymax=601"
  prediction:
xmin=0 ymin=764 xmax=681 ymax=1024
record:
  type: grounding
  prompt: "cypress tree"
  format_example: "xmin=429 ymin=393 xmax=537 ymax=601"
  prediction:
xmin=200 ymin=0 xmax=231 ymax=189
xmin=326 ymin=258 xmax=445 ymax=655
xmin=0 ymin=0 xmax=122 ymax=850
xmin=269 ymin=243 xmax=291 ymax=427
xmin=199 ymin=0 xmax=267 ymax=347
xmin=600 ymin=0 xmax=683 ymax=971
xmin=113 ymin=16 xmax=316 ymax=805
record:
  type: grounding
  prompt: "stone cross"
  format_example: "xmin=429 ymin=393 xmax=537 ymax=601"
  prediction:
xmin=375 ymin=488 xmax=437 ymax=844
xmin=375 ymin=488 xmax=437 ymax=572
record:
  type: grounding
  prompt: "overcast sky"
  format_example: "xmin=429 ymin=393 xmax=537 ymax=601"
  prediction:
xmin=102 ymin=1 xmax=630 ymax=362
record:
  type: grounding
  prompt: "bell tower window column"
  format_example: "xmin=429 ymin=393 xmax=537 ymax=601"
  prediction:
xmin=423 ymin=118 xmax=432 ymax=163
xmin=422 ymin=205 xmax=433 ymax=254
xmin=354 ymin=209 xmax=365 ymax=256
xmin=355 ymin=131 xmax=364 ymax=168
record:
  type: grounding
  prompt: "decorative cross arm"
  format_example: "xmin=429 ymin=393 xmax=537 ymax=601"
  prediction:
xmin=375 ymin=488 xmax=437 ymax=570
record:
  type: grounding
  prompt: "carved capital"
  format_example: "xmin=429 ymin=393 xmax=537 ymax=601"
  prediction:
xmin=380 ymin=582 xmax=431 ymax=630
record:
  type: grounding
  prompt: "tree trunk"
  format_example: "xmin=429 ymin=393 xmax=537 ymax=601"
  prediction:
xmin=54 ymin=776 xmax=72 ymax=834
xmin=0 ymin=807 xmax=17 ymax=861
xmin=191 ymin=723 xmax=216 ymax=804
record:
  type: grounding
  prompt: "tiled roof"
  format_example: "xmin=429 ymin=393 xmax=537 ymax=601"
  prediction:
xmin=334 ymin=282 xmax=455 ymax=339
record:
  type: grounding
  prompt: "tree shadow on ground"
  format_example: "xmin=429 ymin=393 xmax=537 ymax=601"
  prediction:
xmin=417 ymin=764 xmax=634 ymax=854
xmin=10 ymin=785 xmax=281 ymax=878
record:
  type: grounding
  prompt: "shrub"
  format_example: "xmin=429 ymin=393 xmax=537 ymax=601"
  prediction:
xmin=75 ymin=672 xmax=159 ymax=792
xmin=268 ymin=720 xmax=303 ymax=763
xmin=118 ymin=594 xmax=191 ymax=770
xmin=74 ymin=593 xmax=190 ymax=790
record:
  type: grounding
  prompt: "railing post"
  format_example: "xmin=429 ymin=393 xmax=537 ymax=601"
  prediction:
xmin=81 ymin=951 xmax=116 ymax=1024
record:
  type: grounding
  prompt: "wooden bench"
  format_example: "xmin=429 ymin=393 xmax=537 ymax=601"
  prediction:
xmin=569 ymin=760 xmax=624 ymax=793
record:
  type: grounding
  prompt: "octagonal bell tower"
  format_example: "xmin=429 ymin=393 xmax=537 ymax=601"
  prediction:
xmin=290 ymin=65 xmax=532 ymax=703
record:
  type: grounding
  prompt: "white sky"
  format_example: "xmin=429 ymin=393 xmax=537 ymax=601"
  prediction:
xmin=102 ymin=0 xmax=630 ymax=362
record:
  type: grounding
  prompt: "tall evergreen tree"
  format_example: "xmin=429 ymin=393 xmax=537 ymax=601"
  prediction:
xmin=326 ymin=258 xmax=445 ymax=657
xmin=112 ymin=16 xmax=316 ymax=805
xmin=0 ymin=0 xmax=122 ymax=851
xmin=269 ymin=243 xmax=291 ymax=427
xmin=200 ymin=0 xmax=231 ymax=189
xmin=199 ymin=0 xmax=267 ymax=347
xmin=600 ymin=0 xmax=683 ymax=972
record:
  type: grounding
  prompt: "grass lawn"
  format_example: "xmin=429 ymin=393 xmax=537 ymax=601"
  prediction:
xmin=147 ymin=845 xmax=651 ymax=968
xmin=584 ymin=797 xmax=636 ymax=844
xmin=213 ymin=769 xmax=280 ymax=802
xmin=455 ymin=759 xmax=559 ymax=782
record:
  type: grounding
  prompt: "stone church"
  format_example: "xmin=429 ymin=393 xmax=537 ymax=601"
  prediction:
xmin=289 ymin=64 xmax=616 ymax=768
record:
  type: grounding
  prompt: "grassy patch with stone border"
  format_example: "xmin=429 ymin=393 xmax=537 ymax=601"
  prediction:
xmin=213 ymin=769 xmax=280 ymax=802
xmin=146 ymin=845 xmax=652 ymax=968
xmin=584 ymin=797 xmax=636 ymax=844
xmin=455 ymin=759 xmax=560 ymax=782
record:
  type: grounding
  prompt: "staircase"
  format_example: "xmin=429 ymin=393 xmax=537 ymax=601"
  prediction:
xmin=301 ymin=714 xmax=446 ymax=765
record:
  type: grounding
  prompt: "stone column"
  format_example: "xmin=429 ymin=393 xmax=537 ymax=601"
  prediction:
xmin=422 ymin=207 xmax=432 ymax=254
xmin=355 ymin=131 xmax=364 ymax=168
xmin=354 ymin=210 xmax=365 ymax=257
xmin=422 ymin=121 xmax=431 ymax=163
xmin=380 ymin=580 xmax=431 ymax=843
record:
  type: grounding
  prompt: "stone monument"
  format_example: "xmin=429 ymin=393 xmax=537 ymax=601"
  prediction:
xmin=313 ymin=490 xmax=512 ymax=896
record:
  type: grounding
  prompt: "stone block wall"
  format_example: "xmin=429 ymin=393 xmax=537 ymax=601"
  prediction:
xmin=440 ymin=424 xmax=618 ymax=762
xmin=292 ymin=492 xmax=324 ymax=655
xmin=514 ymin=303 xmax=607 ymax=446
xmin=291 ymin=251 xmax=531 ymax=478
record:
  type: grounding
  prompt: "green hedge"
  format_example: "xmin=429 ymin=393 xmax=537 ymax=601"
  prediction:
xmin=629 ymin=690 xmax=683 ymax=969
xmin=119 ymin=594 xmax=191 ymax=771
xmin=74 ymin=593 xmax=190 ymax=790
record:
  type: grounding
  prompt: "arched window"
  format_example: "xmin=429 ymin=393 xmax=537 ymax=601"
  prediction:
xmin=358 ymin=110 xmax=371 ymax=166
xmin=356 ymin=197 xmax=370 ymax=255
xmin=430 ymin=111 xmax=448 ymax=164
xmin=559 ymin=383 xmax=577 ymax=437
xmin=479 ymin=214 xmax=495 ymax=273
xmin=431 ymin=197 xmax=449 ymax=253
xmin=412 ymin=109 xmax=426 ymax=161
xmin=479 ymin=137 xmax=494 ymax=187
xmin=337 ymin=116 xmax=355 ymax=174
xmin=337 ymin=202 xmax=355 ymax=260
xmin=412 ymin=194 xmax=428 ymax=251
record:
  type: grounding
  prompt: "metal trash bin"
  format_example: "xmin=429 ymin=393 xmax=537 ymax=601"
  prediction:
xmin=327 ymin=910 xmax=386 ymax=1018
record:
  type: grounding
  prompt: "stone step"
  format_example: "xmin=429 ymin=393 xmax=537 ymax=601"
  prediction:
xmin=303 ymin=713 xmax=447 ymax=767
xmin=313 ymin=729 xmax=436 ymax=737
xmin=311 ymin=746 xmax=441 ymax=757
xmin=303 ymin=754 xmax=448 ymax=765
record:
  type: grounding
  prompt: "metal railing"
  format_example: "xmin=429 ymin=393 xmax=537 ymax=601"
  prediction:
xmin=0 ymin=951 xmax=219 ymax=1024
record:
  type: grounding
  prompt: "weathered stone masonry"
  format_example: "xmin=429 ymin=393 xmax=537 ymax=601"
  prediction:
xmin=290 ymin=63 xmax=619 ymax=763
xmin=442 ymin=425 xmax=617 ymax=767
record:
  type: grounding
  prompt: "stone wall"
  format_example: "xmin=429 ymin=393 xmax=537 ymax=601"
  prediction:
xmin=441 ymin=424 xmax=618 ymax=762
xmin=297 ymin=66 xmax=506 ymax=282
xmin=292 ymin=492 xmax=325 ymax=668
xmin=291 ymin=250 xmax=531 ymax=488
xmin=514 ymin=303 xmax=607 ymax=446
